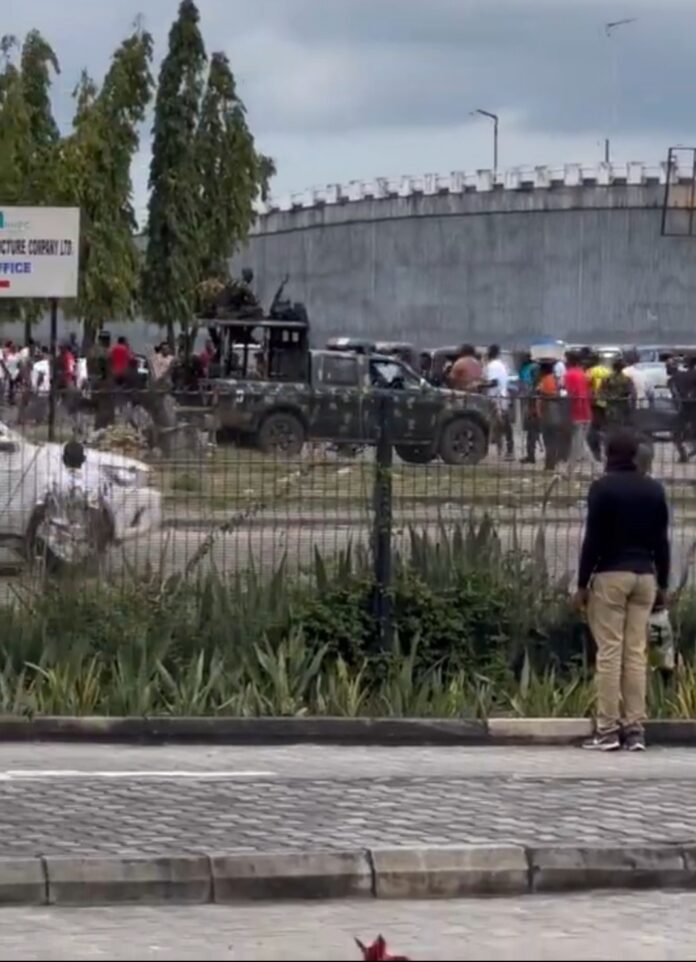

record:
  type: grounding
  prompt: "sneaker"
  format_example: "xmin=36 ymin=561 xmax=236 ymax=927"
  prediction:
xmin=582 ymin=730 xmax=620 ymax=751
xmin=624 ymin=730 xmax=646 ymax=752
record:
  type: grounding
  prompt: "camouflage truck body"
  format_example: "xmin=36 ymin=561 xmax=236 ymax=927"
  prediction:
xmin=210 ymin=350 xmax=494 ymax=464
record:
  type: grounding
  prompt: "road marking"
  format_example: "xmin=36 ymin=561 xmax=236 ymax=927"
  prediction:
xmin=1 ymin=770 xmax=275 ymax=780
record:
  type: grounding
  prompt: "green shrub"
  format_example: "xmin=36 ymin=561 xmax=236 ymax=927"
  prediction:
xmin=0 ymin=513 xmax=693 ymax=718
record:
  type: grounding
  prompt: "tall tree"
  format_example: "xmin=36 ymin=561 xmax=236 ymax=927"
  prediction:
xmin=20 ymin=30 xmax=60 ymax=149
xmin=0 ymin=31 xmax=59 ymax=338
xmin=0 ymin=39 xmax=31 ymax=201
xmin=195 ymin=51 xmax=274 ymax=280
xmin=143 ymin=0 xmax=207 ymax=343
xmin=59 ymin=26 xmax=153 ymax=343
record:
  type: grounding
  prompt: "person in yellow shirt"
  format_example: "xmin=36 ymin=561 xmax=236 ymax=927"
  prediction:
xmin=586 ymin=352 xmax=610 ymax=461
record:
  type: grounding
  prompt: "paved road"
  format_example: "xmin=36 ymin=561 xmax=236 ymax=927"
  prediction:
xmin=85 ymin=517 xmax=696 ymax=585
xmin=2 ymin=745 xmax=696 ymax=858
xmin=1 ymin=892 xmax=696 ymax=959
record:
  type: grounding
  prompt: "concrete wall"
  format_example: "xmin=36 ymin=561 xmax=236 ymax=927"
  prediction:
xmin=234 ymin=163 xmax=696 ymax=348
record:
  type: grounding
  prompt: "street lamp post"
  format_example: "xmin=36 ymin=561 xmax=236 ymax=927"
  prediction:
xmin=604 ymin=18 xmax=637 ymax=163
xmin=473 ymin=109 xmax=499 ymax=173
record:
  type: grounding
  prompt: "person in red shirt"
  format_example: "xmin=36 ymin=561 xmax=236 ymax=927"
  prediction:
xmin=564 ymin=350 xmax=592 ymax=477
xmin=109 ymin=336 xmax=133 ymax=385
xmin=55 ymin=342 xmax=76 ymax=391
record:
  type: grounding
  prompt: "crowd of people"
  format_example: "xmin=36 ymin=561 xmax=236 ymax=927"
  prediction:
xmin=431 ymin=342 xmax=696 ymax=470
xmin=0 ymin=336 xmax=87 ymax=411
xmin=515 ymin=348 xmax=647 ymax=473
xmin=0 ymin=332 xmax=215 ymax=424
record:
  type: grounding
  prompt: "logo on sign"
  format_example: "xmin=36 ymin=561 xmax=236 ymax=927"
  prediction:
xmin=0 ymin=211 xmax=30 ymax=231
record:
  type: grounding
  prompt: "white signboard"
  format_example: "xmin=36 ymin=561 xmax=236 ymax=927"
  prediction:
xmin=0 ymin=206 xmax=80 ymax=299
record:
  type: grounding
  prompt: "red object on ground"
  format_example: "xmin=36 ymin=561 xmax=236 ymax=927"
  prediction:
xmin=355 ymin=935 xmax=410 ymax=960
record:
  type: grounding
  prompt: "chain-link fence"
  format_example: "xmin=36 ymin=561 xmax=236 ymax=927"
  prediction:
xmin=1 ymin=387 xmax=695 ymax=629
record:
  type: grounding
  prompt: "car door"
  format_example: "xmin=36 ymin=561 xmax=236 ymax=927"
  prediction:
xmin=311 ymin=353 xmax=363 ymax=441
xmin=366 ymin=358 xmax=440 ymax=442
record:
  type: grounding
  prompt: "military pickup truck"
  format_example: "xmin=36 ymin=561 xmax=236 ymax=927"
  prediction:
xmin=212 ymin=349 xmax=493 ymax=464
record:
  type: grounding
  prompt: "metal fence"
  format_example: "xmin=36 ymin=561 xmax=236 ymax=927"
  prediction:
xmin=1 ymin=388 xmax=695 ymax=622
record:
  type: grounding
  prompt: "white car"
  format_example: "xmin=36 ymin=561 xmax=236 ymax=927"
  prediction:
xmin=0 ymin=422 xmax=162 ymax=570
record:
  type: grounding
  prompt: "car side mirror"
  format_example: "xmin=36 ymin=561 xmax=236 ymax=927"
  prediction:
xmin=0 ymin=440 xmax=18 ymax=454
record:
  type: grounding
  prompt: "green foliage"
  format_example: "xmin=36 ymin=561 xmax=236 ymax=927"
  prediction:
xmin=143 ymin=0 xmax=207 ymax=339
xmin=196 ymin=51 xmax=274 ymax=278
xmin=5 ymin=511 xmax=696 ymax=720
xmin=59 ymin=27 xmax=153 ymax=340
xmin=0 ymin=55 xmax=31 ymax=201
xmin=0 ymin=516 xmax=586 ymax=717
xmin=144 ymin=1 xmax=274 ymax=341
xmin=20 ymin=29 xmax=60 ymax=149
xmin=0 ymin=31 xmax=59 ymax=334
xmin=2 ymin=2 xmax=271 ymax=344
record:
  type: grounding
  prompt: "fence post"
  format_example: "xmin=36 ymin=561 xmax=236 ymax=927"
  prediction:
xmin=372 ymin=394 xmax=393 ymax=651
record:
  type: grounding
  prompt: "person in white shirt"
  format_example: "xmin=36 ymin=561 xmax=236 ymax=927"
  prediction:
xmin=485 ymin=344 xmax=514 ymax=459
xmin=553 ymin=358 xmax=566 ymax=388
xmin=622 ymin=351 xmax=649 ymax=405
xmin=31 ymin=354 xmax=51 ymax=395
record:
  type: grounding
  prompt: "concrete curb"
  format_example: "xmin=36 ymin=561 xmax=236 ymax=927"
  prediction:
xmin=0 ymin=716 xmax=693 ymax=745
xmin=2 ymin=844 xmax=696 ymax=906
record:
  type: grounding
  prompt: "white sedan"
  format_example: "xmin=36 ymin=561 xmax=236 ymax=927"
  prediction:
xmin=0 ymin=421 xmax=162 ymax=570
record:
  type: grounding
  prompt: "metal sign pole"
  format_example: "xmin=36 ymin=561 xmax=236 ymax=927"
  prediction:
xmin=47 ymin=297 xmax=58 ymax=441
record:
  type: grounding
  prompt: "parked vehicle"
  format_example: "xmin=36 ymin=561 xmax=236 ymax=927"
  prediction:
xmin=0 ymin=422 xmax=162 ymax=570
xmin=211 ymin=349 xmax=494 ymax=465
xmin=375 ymin=342 xmax=418 ymax=369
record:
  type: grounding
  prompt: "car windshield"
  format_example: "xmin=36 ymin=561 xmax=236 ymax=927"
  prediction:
xmin=370 ymin=358 xmax=422 ymax=389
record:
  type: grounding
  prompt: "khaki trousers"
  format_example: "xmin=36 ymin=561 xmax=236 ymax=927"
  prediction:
xmin=587 ymin=571 xmax=657 ymax=733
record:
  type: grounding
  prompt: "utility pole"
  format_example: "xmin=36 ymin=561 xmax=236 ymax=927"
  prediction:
xmin=473 ymin=109 xmax=499 ymax=173
xmin=604 ymin=18 xmax=638 ymax=163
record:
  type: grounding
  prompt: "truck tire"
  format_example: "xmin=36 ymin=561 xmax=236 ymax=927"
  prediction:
xmin=256 ymin=411 xmax=305 ymax=457
xmin=438 ymin=417 xmax=488 ymax=465
xmin=395 ymin=443 xmax=436 ymax=464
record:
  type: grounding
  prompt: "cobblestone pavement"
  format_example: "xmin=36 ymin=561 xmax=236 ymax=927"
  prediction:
xmin=2 ymin=746 xmax=696 ymax=857
xmin=2 ymin=892 xmax=696 ymax=960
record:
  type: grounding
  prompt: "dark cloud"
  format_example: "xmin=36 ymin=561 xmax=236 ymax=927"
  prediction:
xmin=223 ymin=0 xmax=696 ymax=136
xmin=4 ymin=0 xmax=693 ymax=201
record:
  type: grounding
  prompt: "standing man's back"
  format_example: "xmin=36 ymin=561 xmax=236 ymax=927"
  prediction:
xmin=577 ymin=430 xmax=670 ymax=752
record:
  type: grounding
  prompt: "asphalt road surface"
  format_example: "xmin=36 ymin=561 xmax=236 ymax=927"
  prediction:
xmin=76 ymin=516 xmax=696 ymax=585
xmin=1 ymin=515 xmax=696 ymax=604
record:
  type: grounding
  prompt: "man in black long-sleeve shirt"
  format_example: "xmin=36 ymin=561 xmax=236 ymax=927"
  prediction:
xmin=575 ymin=430 xmax=670 ymax=752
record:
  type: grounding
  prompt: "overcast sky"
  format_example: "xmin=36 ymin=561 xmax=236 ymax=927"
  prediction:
xmin=4 ymin=0 xmax=694 ymax=220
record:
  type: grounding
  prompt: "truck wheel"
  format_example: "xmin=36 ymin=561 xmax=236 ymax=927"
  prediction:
xmin=395 ymin=443 xmax=436 ymax=464
xmin=257 ymin=411 xmax=305 ymax=457
xmin=438 ymin=417 xmax=487 ymax=465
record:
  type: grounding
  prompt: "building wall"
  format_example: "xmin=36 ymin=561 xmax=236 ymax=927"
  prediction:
xmin=233 ymin=163 xmax=696 ymax=348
